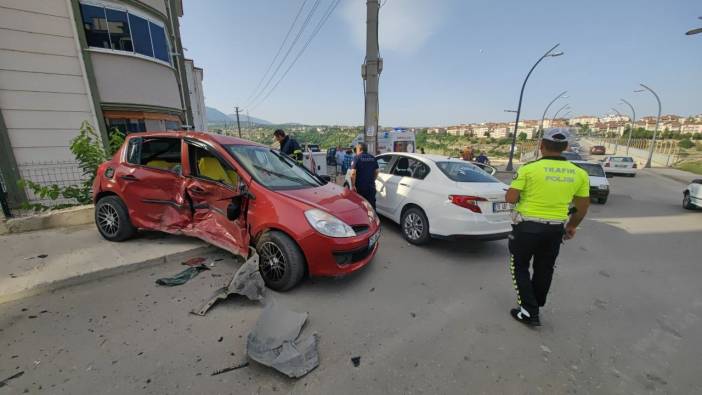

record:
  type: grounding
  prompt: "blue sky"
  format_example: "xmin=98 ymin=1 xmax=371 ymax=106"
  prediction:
xmin=181 ymin=0 xmax=702 ymax=126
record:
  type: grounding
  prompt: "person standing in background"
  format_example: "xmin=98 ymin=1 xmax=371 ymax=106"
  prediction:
xmin=350 ymin=143 xmax=379 ymax=209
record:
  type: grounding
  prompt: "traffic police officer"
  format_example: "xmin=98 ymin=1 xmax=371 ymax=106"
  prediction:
xmin=274 ymin=129 xmax=303 ymax=162
xmin=504 ymin=128 xmax=590 ymax=326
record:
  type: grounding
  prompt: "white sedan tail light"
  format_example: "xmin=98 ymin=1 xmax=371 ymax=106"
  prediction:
xmin=449 ymin=195 xmax=487 ymax=213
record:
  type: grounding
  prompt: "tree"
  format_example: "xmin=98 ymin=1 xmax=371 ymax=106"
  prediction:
xmin=679 ymin=138 xmax=695 ymax=149
xmin=518 ymin=132 xmax=528 ymax=141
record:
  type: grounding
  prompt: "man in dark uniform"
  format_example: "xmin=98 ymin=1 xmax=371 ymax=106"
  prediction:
xmin=273 ymin=129 xmax=302 ymax=162
xmin=350 ymin=143 xmax=379 ymax=209
xmin=504 ymin=128 xmax=590 ymax=326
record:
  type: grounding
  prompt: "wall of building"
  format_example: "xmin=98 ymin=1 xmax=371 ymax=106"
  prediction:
xmin=90 ymin=52 xmax=182 ymax=110
xmin=184 ymin=59 xmax=206 ymax=131
xmin=0 ymin=0 xmax=98 ymax=163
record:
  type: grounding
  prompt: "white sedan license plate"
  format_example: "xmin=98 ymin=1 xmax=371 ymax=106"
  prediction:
xmin=615 ymin=164 xmax=627 ymax=168
xmin=493 ymin=202 xmax=512 ymax=212
xmin=368 ymin=231 xmax=380 ymax=248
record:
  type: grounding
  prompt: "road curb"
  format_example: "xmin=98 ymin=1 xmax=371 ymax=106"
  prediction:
xmin=0 ymin=205 xmax=94 ymax=235
xmin=0 ymin=245 xmax=218 ymax=305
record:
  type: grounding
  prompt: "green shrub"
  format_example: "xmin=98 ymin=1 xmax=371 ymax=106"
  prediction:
xmin=18 ymin=122 xmax=124 ymax=211
xmin=678 ymin=139 xmax=694 ymax=149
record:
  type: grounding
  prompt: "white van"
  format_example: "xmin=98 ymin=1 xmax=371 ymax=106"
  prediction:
xmin=352 ymin=128 xmax=416 ymax=154
xmin=572 ymin=160 xmax=610 ymax=204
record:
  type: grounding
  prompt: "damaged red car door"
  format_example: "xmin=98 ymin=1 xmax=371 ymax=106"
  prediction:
xmin=117 ymin=136 xmax=190 ymax=231
xmin=183 ymin=139 xmax=250 ymax=257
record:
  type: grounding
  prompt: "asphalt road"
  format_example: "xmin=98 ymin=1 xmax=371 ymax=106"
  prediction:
xmin=1 ymin=168 xmax=701 ymax=394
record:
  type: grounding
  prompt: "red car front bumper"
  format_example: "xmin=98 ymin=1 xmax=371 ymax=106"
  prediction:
xmin=297 ymin=228 xmax=380 ymax=277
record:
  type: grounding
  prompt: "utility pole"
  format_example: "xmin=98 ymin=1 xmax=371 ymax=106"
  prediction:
xmin=234 ymin=106 xmax=242 ymax=138
xmin=363 ymin=0 xmax=382 ymax=154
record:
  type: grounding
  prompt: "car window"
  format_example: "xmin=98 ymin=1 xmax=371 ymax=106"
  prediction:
xmin=562 ymin=152 xmax=582 ymax=160
xmin=436 ymin=161 xmax=500 ymax=183
xmin=126 ymin=137 xmax=181 ymax=172
xmin=575 ymin=163 xmax=606 ymax=177
xmin=391 ymin=157 xmax=430 ymax=179
xmin=376 ymin=155 xmax=393 ymax=174
xmin=187 ymin=144 xmax=239 ymax=188
xmin=226 ymin=145 xmax=322 ymax=190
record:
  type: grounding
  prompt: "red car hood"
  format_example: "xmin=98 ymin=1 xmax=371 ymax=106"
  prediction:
xmin=276 ymin=183 xmax=370 ymax=224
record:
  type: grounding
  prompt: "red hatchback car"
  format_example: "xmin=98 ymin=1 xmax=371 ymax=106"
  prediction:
xmin=92 ymin=132 xmax=380 ymax=290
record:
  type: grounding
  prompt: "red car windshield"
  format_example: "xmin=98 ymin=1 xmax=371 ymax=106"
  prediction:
xmin=226 ymin=145 xmax=322 ymax=190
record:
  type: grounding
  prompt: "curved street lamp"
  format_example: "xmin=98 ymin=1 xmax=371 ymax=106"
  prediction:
xmin=552 ymin=103 xmax=571 ymax=121
xmin=620 ymin=98 xmax=636 ymax=156
xmin=506 ymin=43 xmax=564 ymax=171
xmin=610 ymin=107 xmax=626 ymax=154
xmin=539 ymin=91 xmax=568 ymax=132
xmin=634 ymin=83 xmax=662 ymax=168
xmin=686 ymin=16 xmax=702 ymax=35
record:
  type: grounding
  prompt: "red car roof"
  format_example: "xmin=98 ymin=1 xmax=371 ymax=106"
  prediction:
xmin=126 ymin=131 xmax=264 ymax=147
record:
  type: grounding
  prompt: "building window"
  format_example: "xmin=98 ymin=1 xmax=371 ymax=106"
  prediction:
xmin=107 ymin=118 xmax=146 ymax=134
xmin=79 ymin=3 xmax=171 ymax=65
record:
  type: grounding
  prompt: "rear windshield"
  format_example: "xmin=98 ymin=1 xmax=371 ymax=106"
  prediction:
xmin=575 ymin=163 xmax=606 ymax=177
xmin=436 ymin=161 xmax=499 ymax=183
xmin=611 ymin=157 xmax=634 ymax=162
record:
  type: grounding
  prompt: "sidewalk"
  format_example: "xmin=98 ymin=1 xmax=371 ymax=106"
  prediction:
xmin=0 ymin=224 xmax=213 ymax=304
xmin=648 ymin=167 xmax=700 ymax=185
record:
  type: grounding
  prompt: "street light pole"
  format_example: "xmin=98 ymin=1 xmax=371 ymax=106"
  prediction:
xmin=635 ymin=84 xmax=662 ymax=168
xmin=506 ymin=43 xmax=563 ymax=171
xmin=610 ymin=107 xmax=625 ymax=154
xmin=539 ymin=91 xmax=568 ymax=132
xmin=620 ymin=98 xmax=636 ymax=156
xmin=551 ymin=103 xmax=571 ymax=121
xmin=686 ymin=16 xmax=702 ymax=35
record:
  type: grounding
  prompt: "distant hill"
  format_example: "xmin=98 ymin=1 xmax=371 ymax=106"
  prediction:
xmin=205 ymin=106 xmax=271 ymax=125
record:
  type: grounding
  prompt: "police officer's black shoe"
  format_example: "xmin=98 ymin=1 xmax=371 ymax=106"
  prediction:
xmin=510 ymin=308 xmax=541 ymax=327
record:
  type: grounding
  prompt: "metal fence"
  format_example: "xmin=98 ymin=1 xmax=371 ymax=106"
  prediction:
xmin=0 ymin=161 xmax=87 ymax=218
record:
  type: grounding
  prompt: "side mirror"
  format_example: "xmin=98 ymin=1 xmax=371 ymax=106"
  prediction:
xmin=227 ymin=200 xmax=241 ymax=221
xmin=318 ymin=175 xmax=331 ymax=184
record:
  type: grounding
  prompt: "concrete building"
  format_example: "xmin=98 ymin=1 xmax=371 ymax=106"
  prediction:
xmin=0 ymin=0 xmax=204 ymax=205
xmin=184 ymin=58 xmax=206 ymax=131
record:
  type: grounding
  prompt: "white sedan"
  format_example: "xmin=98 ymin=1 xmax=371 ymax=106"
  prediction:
xmin=348 ymin=153 xmax=512 ymax=245
xmin=601 ymin=156 xmax=637 ymax=177
xmin=683 ymin=179 xmax=702 ymax=210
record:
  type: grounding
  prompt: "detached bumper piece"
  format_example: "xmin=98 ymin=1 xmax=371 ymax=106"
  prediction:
xmin=246 ymin=299 xmax=319 ymax=378
xmin=191 ymin=251 xmax=265 ymax=316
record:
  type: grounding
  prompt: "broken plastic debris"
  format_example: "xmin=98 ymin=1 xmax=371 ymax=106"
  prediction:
xmin=155 ymin=264 xmax=210 ymax=286
xmin=191 ymin=252 xmax=264 ymax=316
xmin=351 ymin=356 xmax=361 ymax=367
xmin=181 ymin=257 xmax=206 ymax=267
xmin=211 ymin=361 xmax=249 ymax=376
xmin=246 ymin=299 xmax=319 ymax=378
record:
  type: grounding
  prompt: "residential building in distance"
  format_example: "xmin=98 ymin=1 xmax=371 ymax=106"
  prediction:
xmin=427 ymin=127 xmax=445 ymax=134
xmin=571 ymin=115 xmax=599 ymax=126
xmin=0 ymin=0 xmax=205 ymax=205
xmin=600 ymin=114 xmax=630 ymax=123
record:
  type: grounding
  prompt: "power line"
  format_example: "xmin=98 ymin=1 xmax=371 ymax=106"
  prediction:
xmin=245 ymin=0 xmax=323 ymax=109
xmin=249 ymin=0 xmax=343 ymax=111
xmin=244 ymin=0 xmax=309 ymax=105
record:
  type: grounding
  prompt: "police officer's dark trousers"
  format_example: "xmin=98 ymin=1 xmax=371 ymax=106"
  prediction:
xmin=356 ymin=187 xmax=376 ymax=210
xmin=508 ymin=221 xmax=564 ymax=318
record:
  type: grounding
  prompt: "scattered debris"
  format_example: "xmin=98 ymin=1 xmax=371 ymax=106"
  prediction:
xmin=540 ymin=345 xmax=552 ymax=354
xmin=218 ymin=336 xmax=223 ymax=342
xmin=351 ymin=356 xmax=361 ymax=367
xmin=410 ymin=312 xmax=416 ymax=318
xmin=24 ymin=254 xmax=48 ymax=260
xmin=181 ymin=257 xmax=206 ymax=267
xmin=156 ymin=264 xmax=210 ymax=286
xmin=0 ymin=371 xmax=24 ymax=388
xmin=369 ymin=287 xmax=375 ymax=292
xmin=191 ymin=252 xmax=264 ymax=316
xmin=246 ymin=299 xmax=319 ymax=378
xmin=211 ymin=361 xmax=249 ymax=376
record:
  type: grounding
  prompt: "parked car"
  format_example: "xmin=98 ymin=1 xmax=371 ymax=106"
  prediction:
xmin=92 ymin=132 xmax=380 ymax=291
xmin=683 ymin=179 xmax=702 ymax=210
xmin=561 ymin=151 xmax=583 ymax=161
xmin=601 ymin=156 xmax=637 ymax=177
xmin=572 ymin=161 xmax=610 ymax=204
xmin=590 ymin=145 xmax=606 ymax=155
xmin=345 ymin=153 xmax=512 ymax=244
